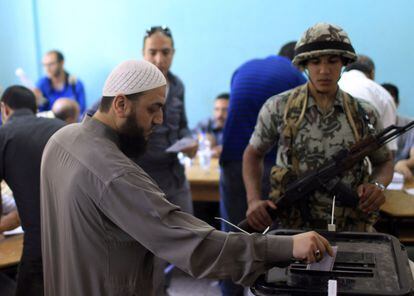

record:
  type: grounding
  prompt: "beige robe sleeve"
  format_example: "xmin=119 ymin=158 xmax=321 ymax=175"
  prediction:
xmin=98 ymin=172 xmax=293 ymax=286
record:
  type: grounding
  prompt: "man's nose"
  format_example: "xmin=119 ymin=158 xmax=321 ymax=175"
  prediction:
xmin=153 ymin=110 xmax=163 ymax=125
xmin=154 ymin=53 xmax=165 ymax=65
xmin=320 ymin=63 xmax=330 ymax=74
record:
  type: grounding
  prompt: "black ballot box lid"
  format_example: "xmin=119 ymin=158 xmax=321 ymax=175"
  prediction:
xmin=251 ymin=230 xmax=414 ymax=296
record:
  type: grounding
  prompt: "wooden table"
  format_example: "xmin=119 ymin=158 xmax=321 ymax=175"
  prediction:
xmin=185 ymin=158 xmax=220 ymax=202
xmin=0 ymin=234 xmax=23 ymax=269
xmin=381 ymin=178 xmax=414 ymax=243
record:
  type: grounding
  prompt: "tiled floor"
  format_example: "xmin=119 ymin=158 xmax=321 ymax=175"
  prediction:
xmin=168 ymin=269 xmax=254 ymax=296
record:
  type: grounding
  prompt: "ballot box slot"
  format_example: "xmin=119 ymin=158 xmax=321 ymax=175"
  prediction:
xmin=251 ymin=231 xmax=414 ymax=296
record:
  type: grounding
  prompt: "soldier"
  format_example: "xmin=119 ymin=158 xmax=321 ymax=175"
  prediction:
xmin=243 ymin=23 xmax=394 ymax=232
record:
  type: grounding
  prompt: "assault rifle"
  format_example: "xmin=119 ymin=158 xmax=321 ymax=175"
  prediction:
xmin=238 ymin=121 xmax=414 ymax=233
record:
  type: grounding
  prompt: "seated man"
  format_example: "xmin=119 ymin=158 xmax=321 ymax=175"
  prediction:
xmin=382 ymin=83 xmax=414 ymax=179
xmin=193 ymin=93 xmax=229 ymax=158
xmin=0 ymin=182 xmax=20 ymax=233
xmin=243 ymin=23 xmax=393 ymax=233
xmin=34 ymin=50 xmax=86 ymax=114
xmin=52 ymin=97 xmax=80 ymax=124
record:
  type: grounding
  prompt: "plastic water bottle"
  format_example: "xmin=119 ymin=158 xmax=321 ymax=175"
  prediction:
xmin=198 ymin=132 xmax=211 ymax=170
xmin=15 ymin=68 xmax=34 ymax=88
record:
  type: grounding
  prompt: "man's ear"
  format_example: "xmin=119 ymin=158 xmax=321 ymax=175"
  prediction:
xmin=1 ymin=103 xmax=12 ymax=122
xmin=112 ymin=94 xmax=131 ymax=118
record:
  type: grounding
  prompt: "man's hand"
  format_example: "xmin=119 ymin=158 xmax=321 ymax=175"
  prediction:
xmin=181 ymin=142 xmax=198 ymax=158
xmin=292 ymin=231 xmax=333 ymax=263
xmin=357 ymin=183 xmax=386 ymax=213
xmin=246 ymin=199 xmax=276 ymax=231
xmin=395 ymin=160 xmax=413 ymax=179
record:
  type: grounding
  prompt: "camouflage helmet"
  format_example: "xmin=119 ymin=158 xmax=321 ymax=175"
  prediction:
xmin=292 ymin=23 xmax=357 ymax=67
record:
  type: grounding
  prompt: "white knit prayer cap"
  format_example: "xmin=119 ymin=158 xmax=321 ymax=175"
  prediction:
xmin=102 ymin=59 xmax=166 ymax=97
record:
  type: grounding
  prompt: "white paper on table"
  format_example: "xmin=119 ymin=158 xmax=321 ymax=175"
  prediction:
xmin=3 ymin=226 xmax=24 ymax=236
xmin=392 ymin=172 xmax=405 ymax=183
xmin=165 ymin=138 xmax=197 ymax=153
xmin=404 ymin=187 xmax=414 ymax=196
xmin=387 ymin=182 xmax=404 ymax=190
xmin=386 ymin=172 xmax=405 ymax=190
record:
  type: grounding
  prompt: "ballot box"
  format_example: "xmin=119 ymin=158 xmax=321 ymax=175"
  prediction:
xmin=251 ymin=230 xmax=414 ymax=296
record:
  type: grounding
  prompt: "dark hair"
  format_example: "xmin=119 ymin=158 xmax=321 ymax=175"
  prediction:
xmin=99 ymin=93 xmax=142 ymax=113
xmin=216 ymin=93 xmax=229 ymax=101
xmin=47 ymin=50 xmax=64 ymax=63
xmin=1 ymin=85 xmax=37 ymax=113
xmin=143 ymin=26 xmax=174 ymax=48
xmin=382 ymin=83 xmax=399 ymax=105
xmin=344 ymin=62 xmax=371 ymax=75
xmin=356 ymin=55 xmax=375 ymax=72
xmin=278 ymin=41 xmax=297 ymax=61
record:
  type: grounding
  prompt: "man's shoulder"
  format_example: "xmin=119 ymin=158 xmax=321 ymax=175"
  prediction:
xmin=195 ymin=117 xmax=213 ymax=130
xmin=346 ymin=94 xmax=380 ymax=120
xmin=36 ymin=76 xmax=51 ymax=89
xmin=262 ymin=86 xmax=300 ymax=113
xmin=68 ymin=74 xmax=84 ymax=87
xmin=168 ymin=72 xmax=184 ymax=87
xmin=236 ymin=55 xmax=290 ymax=71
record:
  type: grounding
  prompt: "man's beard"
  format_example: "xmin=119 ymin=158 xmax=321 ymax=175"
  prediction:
xmin=118 ymin=114 xmax=148 ymax=158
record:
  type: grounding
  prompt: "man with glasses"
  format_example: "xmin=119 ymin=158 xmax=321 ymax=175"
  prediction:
xmin=34 ymin=50 xmax=86 ymax=114
xmin=134 ymin=26 xmax=197 ymax=295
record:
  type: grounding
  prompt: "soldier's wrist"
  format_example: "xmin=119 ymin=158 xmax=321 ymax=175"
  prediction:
xmin=370 ymin=180 xmax=386 ymax=191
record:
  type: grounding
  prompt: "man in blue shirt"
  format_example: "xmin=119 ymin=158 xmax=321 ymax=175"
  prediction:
xmin=34 ymin=50 xmax=86 ymax=114
xmin=219 ymin=42 xmax=306 ymax=296
xmin=193 ymin=93 xmax=229 ymax=158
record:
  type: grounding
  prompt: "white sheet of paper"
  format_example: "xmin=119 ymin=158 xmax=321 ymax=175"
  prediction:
xmin=387 ymin=172 xmax=405 ymax=190
xmin=165 ymin=138 xmax=197 ymax=153
xmin=387 ymin=182 xmax=404 ymax=190
xmin=404 ymin=187 xmax=414 ymax=196
xmin=3 ymin=226 xmax=24 ymax=236
xmin=392 ymin=172 xmax=405 ymax=183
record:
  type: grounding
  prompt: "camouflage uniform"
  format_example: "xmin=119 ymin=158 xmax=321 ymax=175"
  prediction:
xmin=249 ymin=82 xmax=390 ymax=232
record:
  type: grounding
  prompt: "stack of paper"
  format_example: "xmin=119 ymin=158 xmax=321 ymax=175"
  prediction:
xmin=387 ymin=172 xmax=404 ymax=190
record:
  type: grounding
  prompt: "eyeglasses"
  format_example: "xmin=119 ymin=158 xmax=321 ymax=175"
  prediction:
xmin=145 ymin=26 xmax=172 ymax=38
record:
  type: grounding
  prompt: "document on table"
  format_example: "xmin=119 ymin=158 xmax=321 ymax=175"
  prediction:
xmin=3 ymin=226 xmax=24 ymax=236
xmin=404 ymin=188 xmax=414 ymax=196
xmin=387 ymin=172 xmax=404 ymax=190
xmin=166 ymin=138 xmax=197 ymax=153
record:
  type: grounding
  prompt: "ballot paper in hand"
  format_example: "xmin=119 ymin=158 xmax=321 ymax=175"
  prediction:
xmin=307 ymin=246 xmax=338 ymax=271
xmin=166 ymin=138 xmax=197 ymax=153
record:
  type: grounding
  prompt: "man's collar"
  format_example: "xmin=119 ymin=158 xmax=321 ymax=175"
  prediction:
xmin=82 ymin=115 xmax=120 ymax=147
xmin=306 ymin=83 xmax=345 ymax=110
xmin=7 ymin=108 xmax=35 ymax=122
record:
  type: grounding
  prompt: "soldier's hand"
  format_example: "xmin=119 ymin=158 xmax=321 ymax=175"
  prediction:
xmin=292 ymin=231 xmax=333 ymax=263
xmin=246 ymin=199 xmax=276 ymax=231
xmin=357 ymin=183 xmax=385 ymax=213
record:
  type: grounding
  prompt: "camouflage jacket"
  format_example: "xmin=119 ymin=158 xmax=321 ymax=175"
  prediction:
xmin=249 ymin=83 xmax=390 ymax=231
